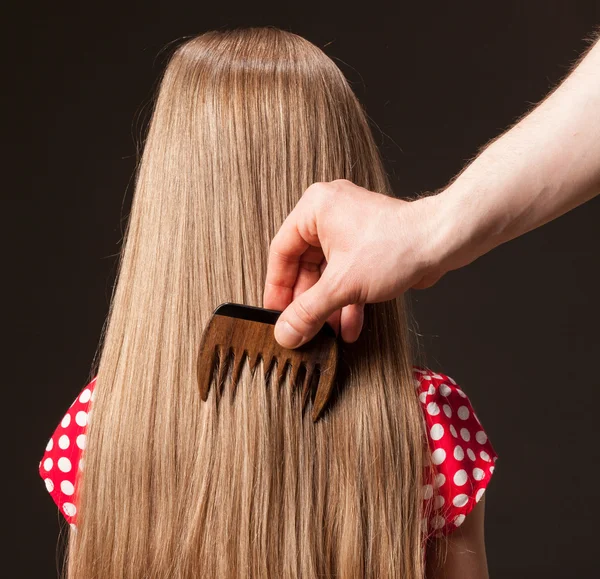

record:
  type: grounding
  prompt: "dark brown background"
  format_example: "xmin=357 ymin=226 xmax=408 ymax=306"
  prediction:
xmin=16 ymin=1 xmax=600 ymax=577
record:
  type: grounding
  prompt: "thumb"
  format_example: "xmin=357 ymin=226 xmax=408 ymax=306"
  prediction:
xmin=274 ymin=270 xmax=347 ymax=349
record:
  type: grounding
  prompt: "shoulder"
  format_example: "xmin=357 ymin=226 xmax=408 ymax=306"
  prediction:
xmin=38 ymin=376 xmax=96 ymax=526
xmin=413 ymin=367 xmax=498 ymax=537
xmin=413 ymin=367 xmax=483 ymax=432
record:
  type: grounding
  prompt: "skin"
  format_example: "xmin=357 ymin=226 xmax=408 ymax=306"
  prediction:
xmin=426 ymin=498 xmax=489 ymax=579
xmin=264 ymin=35 xmax=600 ymax=349
xmin=263 ymin=33 xmax=598 ymax=577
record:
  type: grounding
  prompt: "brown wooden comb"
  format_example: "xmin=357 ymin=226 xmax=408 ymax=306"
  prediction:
xmin=197 ymin=302 xmax=339 ymax=422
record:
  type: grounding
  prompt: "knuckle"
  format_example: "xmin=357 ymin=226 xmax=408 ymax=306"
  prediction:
xmin=305 ymin=181 xmax=327 ymax=199
xmin=305 ymin=179 xmax=353 ymax=204
xmin=327 ymin=180 xmax=345 ymax=196
xmin=331 ymin=178 xmax=351 ymax=188
xmin=304 ymin=182 xmax=333 ymax=216
xmin=307 ymin=181 xmax=336 ymax=199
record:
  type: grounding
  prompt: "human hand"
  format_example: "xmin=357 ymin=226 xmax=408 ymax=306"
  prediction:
xmin=265 ymin=37 xmax=600 ymax=349
xmin=263 ymin=179 xmax=447 ymax=348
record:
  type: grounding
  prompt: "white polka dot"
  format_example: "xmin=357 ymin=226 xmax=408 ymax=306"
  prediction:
xmin=453 ymin=493 xmax=468 ymax=507
xmin=423 ymin=375 xmax=432 ymax=380
xmin=70 ymin=523 xmax=77 ymax=533
xmin=439 ymin=384 xmax=452 ymax=397
xmin=448 ymin=376 xmax=457 ymax=385
xmin=453 ymin=445 xmax=464 ymax=460
xmin=431 ymin=515 xmax=446 ymax=530
xmin=63 ymin=503 xmax=77 ymax=517
xmin=434 ymin=473 xmax=446 ymax=489
xmin=476 ymin=431 xmax=488 ymax=444
xmin=79 ymin=389 xmax=91 ymax=403
xmin=426 ymin=402 xmax=440 ymax=416
xmin=432 ymin=448 xmax=446 ymax=465
xmin=45 ymin=438 xmax=53 ymax=451
xmin=467 ymin=448 xmax=476 ymax=461
xmin=60 ymin=480 xmax=75 ymax=496
xmin=480 ymin=450 xmax=490 ymax=462
xmin=457 ymin=406 xmax=470 ymax=420
xmin=423 ymin=484 xmax=433 ymax=500
xmin=476 ymin=488 xmax=486 ymax=502
xmin=79 ymin=458 xmax=84 ymax=471
xmin=449 ymin=425 xmax=458 ymax=438
xmin=43 ymin=458 xmax=53 ymax=471
xmin=419 ymin=391 xmax=428 ymax=404
xmin=453 ymin=469 xmax=468 ymax=486
xmin=91 ymin=388 xmax=96 ymax=401
xmin=76 ymin=434 xmax=86 ymax=450
xmin=460 ymin=428 xmax=471 ymax=442
xmin=443 ymin=404 xmax=452 ymax=418
xmin=427 ymin=384 xmax=436 ymax=395
xmin=58 ymin=457 xmax=72 ymax=473
xmin=489 ymin=466 xmax=495 ymax=474
xmin=473 ymin=468 xmax=485 ymax=481
xmin=44 ymin=478 xmax=54 ymax=492
xmin=61 ymin=413 xmax=71 ymax=428
xmin=414 ymin=379 xmax=421 ymax=388
xmin=456 ymin=388 xmax=467 ymax=398
xmin=434 ymin=495 xmax=445 ymax=510
xmin=432 ymin=373 xmax=443 ymax=379
xmin=453 ymin=514 xmax=466 ymax=527
xmin=430 ymin=424 xmax=444 ymax=441
xmin=75 ymin=411 xmax=88 ymax=427
xmin=58 ymin=435 xmax=70 ymax=450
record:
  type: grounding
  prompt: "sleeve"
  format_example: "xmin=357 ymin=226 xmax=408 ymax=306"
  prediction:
xmin=414 ymin=368 xmax=498 ymax=537
xmin=38 ymin=376 xmax=96 ymax=528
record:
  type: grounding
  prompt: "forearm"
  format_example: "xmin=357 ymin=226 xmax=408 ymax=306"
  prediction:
xmin=430 ymin=36 xmax=600 ymax=272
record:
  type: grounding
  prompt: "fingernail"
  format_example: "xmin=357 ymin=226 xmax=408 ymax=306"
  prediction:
xmin=275 ymin=320 xmax=304 ymax=348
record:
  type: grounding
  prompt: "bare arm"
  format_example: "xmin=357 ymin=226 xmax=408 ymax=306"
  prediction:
xmin=265 ymin=34 xmax=600 ymax=349
xmin=422 ymin=34 xmax=600 ymax=286
xmin=426 ymin=498 xmax=489 ymax=579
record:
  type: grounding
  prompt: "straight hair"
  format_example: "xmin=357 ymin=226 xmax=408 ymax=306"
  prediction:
xmin=68 ymin=27 xmax=428 ymax=578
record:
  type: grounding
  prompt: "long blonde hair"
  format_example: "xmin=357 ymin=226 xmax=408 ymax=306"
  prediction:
xmin=69 ymin=27 xmax=427 ymax=578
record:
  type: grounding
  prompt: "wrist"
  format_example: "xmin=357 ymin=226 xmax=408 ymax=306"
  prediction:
xmin=402 ymin=193 xmax=462 ymax=280
xmin=423 ymin=182 xmax=507 ymax=275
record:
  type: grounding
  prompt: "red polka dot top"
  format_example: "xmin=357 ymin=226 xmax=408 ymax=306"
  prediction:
xmin=39 ymin=367 xmax=497 ymax=537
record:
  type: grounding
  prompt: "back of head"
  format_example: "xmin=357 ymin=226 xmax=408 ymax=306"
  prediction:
xmin=70 ymin=27 xmax=427 ymax=579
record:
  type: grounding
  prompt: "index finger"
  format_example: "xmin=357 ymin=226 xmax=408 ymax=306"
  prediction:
xmin=263 ymin=206 xmax=320 ymax=311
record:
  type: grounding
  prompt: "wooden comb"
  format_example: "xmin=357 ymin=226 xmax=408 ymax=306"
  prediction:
xmin=197 ymin=302 xmax=339 ymax=422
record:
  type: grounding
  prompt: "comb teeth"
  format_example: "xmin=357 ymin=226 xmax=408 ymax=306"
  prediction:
xmin=276 ymin=359 xmax=291 ymax=385
xmin=197 ymin=303 xmax=339 ymax=421
xmin=300 ymin=363 xmax=314 ymax=410
xmin=216 ymin=346 xmax=231 ymax=393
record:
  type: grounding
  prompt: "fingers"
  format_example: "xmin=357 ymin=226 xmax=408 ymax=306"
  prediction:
xmin=263 ymin=203 xmax=321 ymax=312
xmin=273 ymin=268 xmax=347 ymax=348
xmin=291 ymin=251 xmax=326 ymax=298
xmin=317 ymin=259 xmax=341 ymax=336
xmin=340 ymin=303 xmax=364 ymax=343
